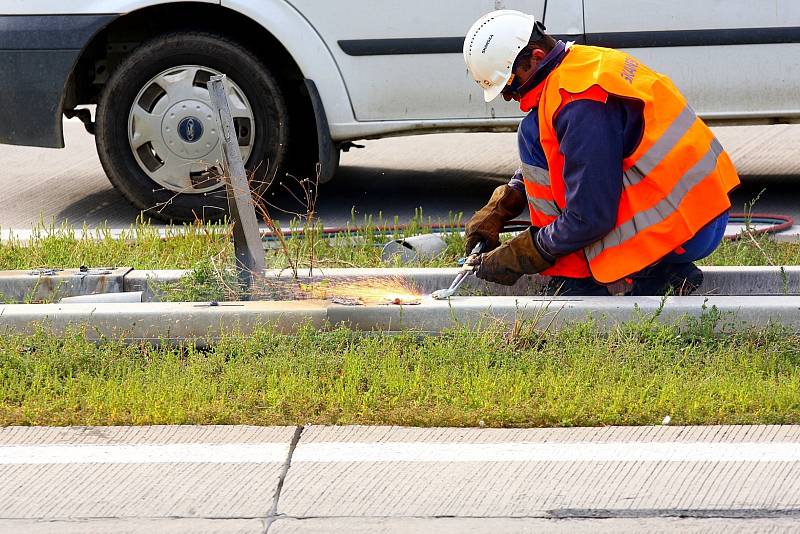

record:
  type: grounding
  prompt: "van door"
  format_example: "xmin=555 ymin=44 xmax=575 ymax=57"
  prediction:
xmin=288 ymin=0 xmax=580 ymax=122
xmin=583 ymin=0 xmax=800 ymax=121
xmin=287 ymin=0 xmax=497 ymax=121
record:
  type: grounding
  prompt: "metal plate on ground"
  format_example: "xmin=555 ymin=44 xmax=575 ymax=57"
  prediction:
xmin=0 ymin=267 xmax=132 ymax=303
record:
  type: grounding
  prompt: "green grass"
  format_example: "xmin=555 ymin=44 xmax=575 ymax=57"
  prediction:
xmin=1 ymin=219 xmax=798 ymax=272
xmin=0 ymin=221 xmax=232 ymax=271
xmin=1 ymin=318 xmax=798 ymax=427
xmin=0 ymin=215 xmax=465 ymax=273
xmin=700 ymin=237 xmax=800 ymax=267
xmin=1 ymin=219 xmax=798 ymax=302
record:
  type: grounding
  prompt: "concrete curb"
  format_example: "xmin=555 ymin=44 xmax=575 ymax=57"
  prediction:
xmin=2 ymin=266 xmax=799 ymax=304
xmin=0 ymin=300 xmax=328 ymax=341
xmin=122 ymin=266 xmax=800 ymax=299
xmin=2 ymin=295 xmax=799 ymax=341
xmin=249 ymin=266 xmax=800 ymax=297
xmin=327 ymin=295 xmax=800 ymax=333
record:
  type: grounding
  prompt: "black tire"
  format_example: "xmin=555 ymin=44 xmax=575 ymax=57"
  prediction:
xmin=96 ymin=32 xmax=289 ymax=222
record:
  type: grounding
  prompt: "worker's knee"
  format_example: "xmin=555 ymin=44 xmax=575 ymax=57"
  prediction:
xmin=662 ymin=211 xmax=729 ymax=264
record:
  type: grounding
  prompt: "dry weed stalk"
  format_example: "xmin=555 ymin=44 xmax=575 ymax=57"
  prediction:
xmin=145 ymin=150 xmax=325 ymax=300
xmin=740 ymin=189 xmax=778 ymax=267
xmin=254 ymin=163 xmax=322 ymax=278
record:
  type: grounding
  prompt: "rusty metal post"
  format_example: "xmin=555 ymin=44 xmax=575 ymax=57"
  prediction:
xmin=207 ymin=75 xmax=265 ymax=297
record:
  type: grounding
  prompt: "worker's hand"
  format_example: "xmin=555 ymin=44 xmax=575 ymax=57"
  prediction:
xmin=465 ymin=185 xmax=527 ymax=255
xmin=475 ymin=228 xmax=553 ymax=286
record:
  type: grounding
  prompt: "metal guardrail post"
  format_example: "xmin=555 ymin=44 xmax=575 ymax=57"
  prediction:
xmin=207 ymin=75 xmax=266 ymax=297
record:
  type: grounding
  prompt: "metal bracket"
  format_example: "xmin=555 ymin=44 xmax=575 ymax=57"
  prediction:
xmin=0 ymin=267 xmax=131 ymax=303
xmin=207 ymin=75 xmax=266 ymax=298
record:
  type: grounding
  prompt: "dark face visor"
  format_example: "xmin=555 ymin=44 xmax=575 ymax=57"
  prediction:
xmin=501 ymin=21 xmax=547 ymax=101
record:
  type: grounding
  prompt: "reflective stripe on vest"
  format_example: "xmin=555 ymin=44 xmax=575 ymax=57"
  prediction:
xmin=586 ymin=137 xmax=723 ymax=261
xmin=520 ymin=162 xmax=551 ymax=187
xmin=522 ymin=160 xmax=593 ymax=279
xmin=527 ymin=194 xmax=561 ymax=218
xmin=521 ymin=162 xmax=562 ymax=218
xmin=624 ymin=104 xmax=698 ymax=188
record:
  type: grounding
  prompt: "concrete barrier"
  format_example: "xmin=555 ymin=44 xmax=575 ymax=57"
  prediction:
xmin=252 ymin=266 xmax=800 ymax=297
xmin=0 ymin=301 xmax=328 ymax=341
xmin=2 ymin=295 xmax=799 ymax=342
xmin=1 ymin=266 xmax=799 ymax=304
xmin=119 ymin=266 xmax=800 ymax=300
xmin=327 ymin=295 xmax=800 ymax=333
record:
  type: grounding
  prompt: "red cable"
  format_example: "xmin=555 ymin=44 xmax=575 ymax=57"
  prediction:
xmin=725 ymin=212 xmax=794 ymax=241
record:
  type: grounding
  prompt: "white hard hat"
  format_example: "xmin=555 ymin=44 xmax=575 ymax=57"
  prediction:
xmin=463 ymin=10 xmax=537 ymax=102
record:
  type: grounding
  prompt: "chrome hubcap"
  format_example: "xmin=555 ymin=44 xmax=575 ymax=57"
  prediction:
xmin=127 ymin=65 xmax=255 ymax=194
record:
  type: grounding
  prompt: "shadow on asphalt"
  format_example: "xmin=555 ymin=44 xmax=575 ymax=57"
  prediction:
xmin=55 ymin=189 xmax=143 ymax=227
xmin=314 ymin=165 xmax=510 ymax=224
xmin=731 ymin=175 xmax=800 ymax=219
xmin=52 ymin=167 xmax=799 ymax=228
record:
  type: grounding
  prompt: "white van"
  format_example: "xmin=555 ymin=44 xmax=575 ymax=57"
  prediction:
xmin=1 ymin=1 xmax=799 ymax=220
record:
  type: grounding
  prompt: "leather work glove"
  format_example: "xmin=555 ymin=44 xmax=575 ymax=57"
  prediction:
xmin=465 ymin=185 xmax=527 ymax=255
xmin=474 ymin=228 xmax=554 ymax=286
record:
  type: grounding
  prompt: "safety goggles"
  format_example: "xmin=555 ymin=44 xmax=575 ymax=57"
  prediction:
xmin=501 ymin=21 xmax=547 ymax=100
xmin=501 ymin=48 xmax=533 ymax=100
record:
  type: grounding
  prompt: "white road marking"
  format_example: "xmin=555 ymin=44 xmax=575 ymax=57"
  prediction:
xmin=3 ymin=441 xmax=799 ymax=465
xmin=291 ymin=441 xmax=800 ymax=463
xmin=0 ymin=443 xmax=289 ymax=464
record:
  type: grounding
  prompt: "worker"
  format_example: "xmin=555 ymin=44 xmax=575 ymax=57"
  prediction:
xmin=462 ymin=10 xmax=740 ymax=295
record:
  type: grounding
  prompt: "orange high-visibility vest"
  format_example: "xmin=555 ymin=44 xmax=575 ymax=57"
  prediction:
xmin=521 ymin=45 xmax=740 ymax=283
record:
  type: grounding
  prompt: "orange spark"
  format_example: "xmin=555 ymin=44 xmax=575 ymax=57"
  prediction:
xmin=299 ymin=276 xmax=422 ymax=305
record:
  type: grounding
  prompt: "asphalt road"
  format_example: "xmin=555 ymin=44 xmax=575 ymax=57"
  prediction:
xmin=1 ymin=120 xmax=799 ymax=229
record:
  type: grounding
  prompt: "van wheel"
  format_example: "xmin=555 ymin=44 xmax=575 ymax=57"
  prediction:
xmin=96 ymin=32 xmax=288 ymax=222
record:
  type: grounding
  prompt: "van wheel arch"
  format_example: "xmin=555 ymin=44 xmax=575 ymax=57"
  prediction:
xmin=66 ymin=3 xmax=336 ymax=202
